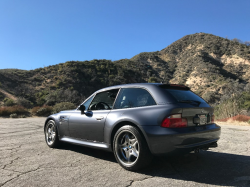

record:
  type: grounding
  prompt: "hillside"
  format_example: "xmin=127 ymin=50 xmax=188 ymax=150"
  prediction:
xmin=131 ymin=33 xmax=250 ymax=103
xmin=0 ymin=33 xmax=250 ymax=108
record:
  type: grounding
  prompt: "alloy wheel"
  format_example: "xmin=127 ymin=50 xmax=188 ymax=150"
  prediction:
xmin=46 ymin=122 xmax=56 ymax=146
xmin=115 ymin=131 xmax=140 ymax=166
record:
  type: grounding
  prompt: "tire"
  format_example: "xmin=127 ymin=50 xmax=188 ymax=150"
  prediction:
xmin=113 ymin=125 xmax=152 ymax=171
xmin=44 ymin=120 xmax=60 ymax=148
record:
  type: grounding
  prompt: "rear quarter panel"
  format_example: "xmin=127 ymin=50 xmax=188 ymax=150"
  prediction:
xmin=104 ymin=104 xmax=180 ymax=144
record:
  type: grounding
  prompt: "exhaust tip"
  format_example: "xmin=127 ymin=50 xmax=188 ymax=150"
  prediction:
xmin=209 ymin=142 xmax=218 ymax=148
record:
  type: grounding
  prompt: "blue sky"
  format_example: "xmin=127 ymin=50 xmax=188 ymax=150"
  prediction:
xmin=0 ymin=0 xmax=249 ymax=70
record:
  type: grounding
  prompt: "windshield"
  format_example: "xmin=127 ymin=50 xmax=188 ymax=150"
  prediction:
xmin=165 ymin=89 xmax=206 ymax=103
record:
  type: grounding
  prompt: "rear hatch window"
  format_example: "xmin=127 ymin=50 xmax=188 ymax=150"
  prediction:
xmin=159 ymin=85 xmax=206 ymax=106
xmin=167 ymin=89 xmax=205 ymax=104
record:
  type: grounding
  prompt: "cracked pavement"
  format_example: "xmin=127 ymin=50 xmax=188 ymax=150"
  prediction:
xmin=0 ymin=118 xmax=250 ymax=186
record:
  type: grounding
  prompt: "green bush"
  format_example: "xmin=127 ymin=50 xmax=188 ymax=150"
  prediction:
xmin=16 ymin=97 xmax=33 ymax=108
xmin=0 ymin=106 xmax=28 ymax=117
xmin=31 ymin=106 xmax=53 ymax=116
xmin=10 ymin=113 xmax=18 ymax=118
xmin=148 ymin=77 xmax=158 ymax=83
xmin=3 ymin=98 xmax=15 ymax=106
xmin=53 ymin=102 xmax=76 ymax=114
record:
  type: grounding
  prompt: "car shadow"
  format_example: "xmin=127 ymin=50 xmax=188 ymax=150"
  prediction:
xmin=58 ymin=144 xmax=250 ymax=186
xmin=142 ymin=151 xmax=250 ymax=186
xmin=58 ymin=143 xmax=117 ymax=163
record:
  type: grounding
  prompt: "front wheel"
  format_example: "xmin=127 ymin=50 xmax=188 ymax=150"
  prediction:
xmin=113 ymin=125 xmax=152 ymax=171
xmin=45 ymin=120 xmax=60 ymax=148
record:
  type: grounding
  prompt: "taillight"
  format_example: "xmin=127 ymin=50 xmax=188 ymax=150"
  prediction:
xmin=211 ymin=114 xmax=215 ymax=123
xmin=161 ymin=114 xmax=187 ymax=128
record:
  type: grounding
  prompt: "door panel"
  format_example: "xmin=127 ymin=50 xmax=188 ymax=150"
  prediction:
xmin=68 ymin=110 xmax=110 ymax=142
xmin=69 ymin=88 xmax=119 ymax=142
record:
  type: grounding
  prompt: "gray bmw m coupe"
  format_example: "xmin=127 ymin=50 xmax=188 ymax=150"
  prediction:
xmin=44 ymin=83 xmax=221 ymax=171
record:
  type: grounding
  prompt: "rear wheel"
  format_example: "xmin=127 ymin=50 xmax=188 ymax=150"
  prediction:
xmin=113 ymin=125 xmax=152 ymax=171
xmin=45 ymin=120 xmax=60 ymax=148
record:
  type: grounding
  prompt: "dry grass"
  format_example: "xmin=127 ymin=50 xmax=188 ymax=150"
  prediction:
xmin=216 ymin=114 xmax=250 ymax=126
xmin=0 ymin=106 xmax=28 ymax=116
xmin=31 ymin=105 xmax=53 ymax=116
xmin=216 ymin=120 xmax=250 ymax=126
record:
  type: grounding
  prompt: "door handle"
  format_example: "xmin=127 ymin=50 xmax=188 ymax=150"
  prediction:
xmin=96 ymin=116 xmax=104 ymax=120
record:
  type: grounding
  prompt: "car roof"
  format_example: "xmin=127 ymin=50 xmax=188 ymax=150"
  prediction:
xmin=93 ymin=83 xmax=189 ymax=104
xmin=95 ymin=83 xmax=163 ymax=92
xmin=96 ymin=83 xmax=189 ymax=92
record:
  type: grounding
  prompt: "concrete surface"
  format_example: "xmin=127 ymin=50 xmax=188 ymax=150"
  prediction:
xmin=0 ymin=118 xmax=250 ymax=187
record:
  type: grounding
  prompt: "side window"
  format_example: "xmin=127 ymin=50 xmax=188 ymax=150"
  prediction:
xmin=114 ymin=88 xmax=156 ymax=109
xmin=89 ymin=89 xmax=119 ymax=110
xmin=82 ymin=95 xmax=94 ymax=110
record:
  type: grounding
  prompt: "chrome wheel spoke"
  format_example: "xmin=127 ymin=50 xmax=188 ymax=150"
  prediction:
xmin=125 ymin=149 xmax=130 ymax=161
xmin=130 ymin=138 xmax=137 ymax=145
xmin=120 ymin=143 xmax=128 ymax=150
xmin=131 ymin=148 xmax=139 ymax=158
xmin=51 ymin=132 xmax=56 ymax=139
xmin=120 ymin=140 xmax=128 ymax=148
xmin=132 ymin=141 xmax=138 ymax=149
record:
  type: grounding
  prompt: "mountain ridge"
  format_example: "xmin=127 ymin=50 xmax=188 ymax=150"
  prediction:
xmin=0 ymin=33 xmax=250 ymax=107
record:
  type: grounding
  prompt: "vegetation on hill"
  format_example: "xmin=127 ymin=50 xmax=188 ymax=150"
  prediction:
xmin=0 ymin=33 xmax=250 ymax=119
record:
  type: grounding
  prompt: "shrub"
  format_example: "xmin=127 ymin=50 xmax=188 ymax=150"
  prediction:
xmin=31 ymin=106 xmax=40 ymax=115
xmin=10 ymin=113 xmax=18 ymax=118
xmin=53 ymin=102 xmax=76 ymax=114
xmin=0 ymin=106 xmax=28 ymax=116
xmin=16 ymin=97 xmax=33 ymax=108
xmin=148 ymin=77 xmax=158 ymax=83
xmin=3 ymin=98 xmax=15 ymax=106
xmin=20 ymin=115 xmax=27 ymax=118
xmin=31 ymin=106 xmax=53 ymax=116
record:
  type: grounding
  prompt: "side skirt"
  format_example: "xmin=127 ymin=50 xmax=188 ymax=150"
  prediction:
xmin=60 ymin=137 xmax=112 ymax=151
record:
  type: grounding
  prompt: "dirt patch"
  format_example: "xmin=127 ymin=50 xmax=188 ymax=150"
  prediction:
xmin=210 ymin=53 xmax=250 ymax=65
xmin=185 ymin=70 xmax=207 ymax=90
xmin=0 ymin=88 xmax=18 ymax=101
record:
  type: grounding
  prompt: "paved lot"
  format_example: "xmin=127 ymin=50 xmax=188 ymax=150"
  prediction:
xmin=0 ymin=118 xmax=250 ymax=187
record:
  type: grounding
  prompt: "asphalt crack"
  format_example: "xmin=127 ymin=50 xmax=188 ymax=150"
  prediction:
xmin=2 ymin=157 xmax=20 ymax=170
xmin=0 ymin=167 xmax=41 ymax=187
xmin=126 ymin=176 xmax=154 ymax=187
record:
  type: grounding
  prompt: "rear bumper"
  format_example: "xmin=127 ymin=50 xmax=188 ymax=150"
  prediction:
xmin=142 ymin=123 xmax=221 ymax=155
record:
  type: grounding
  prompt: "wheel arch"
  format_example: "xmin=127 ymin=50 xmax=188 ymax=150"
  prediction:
xmin=110 ymin=121 xmax=150 ymax=152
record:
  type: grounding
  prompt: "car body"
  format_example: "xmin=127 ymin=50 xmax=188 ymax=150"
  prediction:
xmin=44 ymin=83 xmax=221 ymax=170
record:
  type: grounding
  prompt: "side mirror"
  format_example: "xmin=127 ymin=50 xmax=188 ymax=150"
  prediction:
xmin=79 ymin=105 xmax=86 ymax=115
